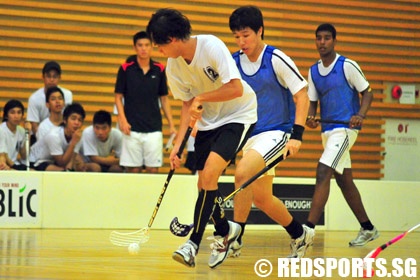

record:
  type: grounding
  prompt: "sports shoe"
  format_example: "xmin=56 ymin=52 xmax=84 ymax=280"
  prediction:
xmin=208 ymin=221 xmax=242 ymax=268
xmin=227 ymin=240 xmax=243 ymax=258
xmin=288 ymin=224 xmax=315 ymax=259
xmin=349 ymin=227 xmax=379 ymax=247
xmin=172 ymin=240 xmax=197 ymax=268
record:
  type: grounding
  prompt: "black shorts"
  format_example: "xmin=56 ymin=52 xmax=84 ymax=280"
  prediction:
xmin=100 ymin=164 xmax=111 ymax=172
xmin=194 ymin=122 xmax=254 ymax=171
xmin=184 ymin=151 xmax=197 ymax=172
xmin=31 ymin=162 xmax=51 ymax=171
xmin=11 ymin=164 xmax=27 ymax=171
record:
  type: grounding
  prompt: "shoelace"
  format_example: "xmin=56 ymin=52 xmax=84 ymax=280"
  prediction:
xmin=207 ymin=236 xmax=225 ymax=256
xmin=290 ymin=231 xmax=307 ymax=251
xmin=179 ymin=243 xmax=196 ymax=257
xmin=356 ymin=228 xmax=368 ymax=236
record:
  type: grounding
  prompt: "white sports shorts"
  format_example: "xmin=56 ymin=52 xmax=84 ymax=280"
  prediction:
xmin=120 ymin=131 xmax=163 ymax=168
xmin=320 ymin=127 xmax=358 ymax=174
xmin=242 ymin=130 xmax=289 ymax=176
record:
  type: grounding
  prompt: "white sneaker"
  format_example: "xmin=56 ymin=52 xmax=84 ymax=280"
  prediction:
xmin=172 ymin=240 xmax=197 ymax=267
xmin=349 ymin=227 xmax=379 ymax=246
xmin=288 ymin=224 xmax=315 ymax=259
xmin=227 ymin=240 xmax=243 ymax=258
xmin=208 ymin=221 xmax=241 ymax=268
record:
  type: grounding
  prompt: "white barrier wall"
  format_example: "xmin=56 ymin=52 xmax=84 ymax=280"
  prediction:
xmin=0 ymin=172 xmax=419 ymax=231
xmin=0 ymin=172 xmax=197 ymax=230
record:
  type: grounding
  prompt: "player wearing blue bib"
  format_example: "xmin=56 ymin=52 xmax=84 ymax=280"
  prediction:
xmin=227 ymin=5 xmax=313 ymax=261
xmin=305 ymin=23 xmax=378 ymax=247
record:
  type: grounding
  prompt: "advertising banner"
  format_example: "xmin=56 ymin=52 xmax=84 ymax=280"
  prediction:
xmin=218 ymin=182 xmax=323 ymax=225
xmin=383 ymin=119 xmax=420 ymax=181
xmin=0 ymin=174 xmax=41 ymax=227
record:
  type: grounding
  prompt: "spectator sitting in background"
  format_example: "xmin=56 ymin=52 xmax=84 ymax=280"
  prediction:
xmin=0 ymin=126 xmax=11 ymax=170
xmin=36 ymin=86 xmax=65 ymax=141
xmin=30 ymin=103 xmax=89 ymax=171
xmin=81 ymin=110 xmax=124 ymax=173
xmin=27 ymin=61 xmax=72 ymax=143
xmin=0 ymin=99 xmax=30 ymax=171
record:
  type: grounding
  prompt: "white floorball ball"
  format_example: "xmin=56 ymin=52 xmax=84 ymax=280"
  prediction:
xmin=128 ymin=243 xmax=140 ymax=255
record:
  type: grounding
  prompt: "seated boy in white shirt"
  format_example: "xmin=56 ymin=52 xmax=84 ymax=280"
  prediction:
xmin=0 ymin=99 xmax=30 ymax=171
xmin=81 ymin=110 xmax=123 ymax=172
xmin=30 ymin=103 xmax=87 ymax=171
xmin=36 ymin=86 xmax=65 ymax=141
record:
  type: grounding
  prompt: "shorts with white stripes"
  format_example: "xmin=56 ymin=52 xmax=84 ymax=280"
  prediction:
xmin=320 ymin=127 xmax=358 ymax=174
xmin=242 ymin=130 xmax=290 ymax=176
xmin=194 ymin=122 xmax=255 ymax=171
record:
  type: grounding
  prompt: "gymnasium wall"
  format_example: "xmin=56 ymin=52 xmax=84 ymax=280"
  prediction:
xmin=0 ymin=171 xmax=418 ymax=231
xmin=0 ymin=0 xmax=419 ymax=180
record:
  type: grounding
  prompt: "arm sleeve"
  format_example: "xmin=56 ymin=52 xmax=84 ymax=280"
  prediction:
xmin=26 ymin=95 xmax=40 ymax=122
xmin=272 ymin=49 xmax=308 ymax=95
xmin=344 ymin=59 xmax=370 ymax=93
xmin=307 ymin=69 xmax=319 ymax=102
xmin=114 ymin=66 xmax=126 ymax=95
xmin=158 ymin=68 xmax=169 ymax=97
xmin=82 ymin=129 xmax=98 ymax=156
xmin=45 ymin=133 xmax=64 ymax=156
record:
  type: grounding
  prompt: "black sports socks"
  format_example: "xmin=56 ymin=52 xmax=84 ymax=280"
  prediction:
xmin=211 ymin=192 xmax=230 ymax=236
xmin=360 ymin=220 xmax=374 ymax=231
xmin=285 ymin=218 xmax=304 ymax=239
xmin=189 ymin=189 xmax=217 ymax=246
xmin=235 ymin=222 xmax=246 ymax=244
xmin=306 ymin=221 xmax=316 ymax=229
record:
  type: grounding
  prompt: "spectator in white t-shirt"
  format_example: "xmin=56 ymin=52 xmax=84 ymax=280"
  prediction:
xmin=27 ymin=61 xmax=72 ymax=142
xmin=36 ymin=86 xmax=65 ymax=141
xmin=0 ymin=99 xmax=30 ymax=171
xmin=30 ymin=103 xmax=86 ymax=171
xmin=81 ymin=110 xmax=123 ymax=172
xmin=0 ymin=126 xmax=11 ymax=170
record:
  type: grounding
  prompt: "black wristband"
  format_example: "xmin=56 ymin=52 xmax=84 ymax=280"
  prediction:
xmin=290 ymin=124 xmax=305 ymax=141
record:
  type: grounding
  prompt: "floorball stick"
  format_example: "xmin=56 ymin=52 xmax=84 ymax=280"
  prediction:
xmin=362 ymin=223 xmax=420 ymax=278
xmin=165 ymin=132 xmax=176 ymax=152
xmin=315 ymin=119 xmax=349 ymax=124
xmin=110 ymin=118 xmax=198 ymax=246
xmin=25 ymin=129 xmax=30 ymax=171
xmin=170 ymin=153 xmax=286 ymax=237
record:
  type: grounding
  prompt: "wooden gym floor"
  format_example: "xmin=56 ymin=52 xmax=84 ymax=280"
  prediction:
xmin=0 ymin=229 xmax=418 ymax=279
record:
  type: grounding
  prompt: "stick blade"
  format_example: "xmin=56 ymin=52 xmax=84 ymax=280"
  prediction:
xmin=170 ymin=217 xmax=193 ymax=237
xmin=109 ymin=228 xmax=150 ymax=246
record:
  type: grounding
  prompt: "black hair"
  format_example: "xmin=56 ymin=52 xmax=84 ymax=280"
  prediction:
xmin=146 ymin=8 xmax=191 ymax=45
xmin=133 ymin=31 xmax=151 ymax=45
xmin=315 ymin=23 xmax=337 ymax=39
xmin=45 ymin=86 xmax=64 ymax=103
xmin=93 ymin=110 xmax=112 ymax=126
xmin=229 ymin=5 xmax=264 ymax=39
xmin=42 ymin=61 xmax=61 ymax=75
xmin=62 ymin=103 xmax=85 ymax=123
xmin=2 ymin=99 xmax=24 ymax=122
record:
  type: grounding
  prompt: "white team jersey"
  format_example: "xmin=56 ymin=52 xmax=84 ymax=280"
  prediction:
xmin=0 ymin=122 xmax=25 ymax=164
xmin=167 ymin=35 xmax=257 ymax=131
xmin=307 ymin=53 xmax=369 ymax=101
xmin=81 ymin=126 xmax=122 ymax=160
xmin=0 ymin=126 xmax=7 ymax=153
xmin=30 ymin=126 xmax=81 ymax=167
xmin=27 ymin=87 xmax=73 ymax=123
xmin=239 ymin=45 xmax=308 ymax=95
xmin=36 ymin=118 xmax=59 ymax=140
